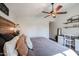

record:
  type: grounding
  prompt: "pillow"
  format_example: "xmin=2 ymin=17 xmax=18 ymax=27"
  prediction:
xmin=19 ymin=31 xmax=33 ymax=49
xmin=3 ymin=35 xmax=19 ymax=56
xmin=16 ymin=26 xmax=33 ymax=50
xmin=26 ymin=36 xmax=33 ymax=49
xmin=16 ymin=34 xmax=28 ymax=56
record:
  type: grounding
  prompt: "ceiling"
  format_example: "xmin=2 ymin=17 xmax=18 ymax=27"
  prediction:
xmin=5 ymin=3 xmax=77 ymax=19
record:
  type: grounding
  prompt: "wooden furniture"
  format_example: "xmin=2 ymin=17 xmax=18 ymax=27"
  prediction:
xmin=0 ymin=16 xmax=16 ymax=55
xmin=58 ymin=35 xmax=75 ymax=50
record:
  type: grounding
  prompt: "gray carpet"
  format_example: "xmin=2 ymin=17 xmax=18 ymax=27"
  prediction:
xmin=28 ymin=37 xmax=70 ymax=56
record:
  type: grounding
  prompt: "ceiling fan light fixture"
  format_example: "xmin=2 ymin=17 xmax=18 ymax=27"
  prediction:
xmin=52 ymin=14 xmax=56 ymax=18
xmin=42 ymin=3 xmax=67 ymax=18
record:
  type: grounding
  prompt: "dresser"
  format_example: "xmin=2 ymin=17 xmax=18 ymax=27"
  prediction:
xmin=58 ymin=35 xmax=75 ymax=50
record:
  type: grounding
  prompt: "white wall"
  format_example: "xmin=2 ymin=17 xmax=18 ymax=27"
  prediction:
xmin=52 ymin=4 xmax=79 ymax=38
xmin=15 ymin=17 xmax=49 ymax=38
xmin=2 ymin=3 xmax=79 ymax=39
xmin=0 ymin=4 xmax=49 ymax=38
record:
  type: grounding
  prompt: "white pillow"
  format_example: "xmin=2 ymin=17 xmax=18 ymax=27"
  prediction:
xmin=17 ymin=25 xmax=33 ymax=49
xmin=3 ymin=33 xmax=33 ymax=56
xmin=19 ymin=29 xmax=33 ymax=49
xmin=3 ymin=36 xmax=19 ymax=56
xmin=26 ymin=36 xmax=33 ymax=49
xmin=18 ymin=32 xmax=33 ymax=49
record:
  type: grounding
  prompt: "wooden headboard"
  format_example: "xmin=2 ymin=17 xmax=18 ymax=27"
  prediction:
xmin=0 ymin=16 xmax=18 ymax=54
xmin=0 ymin=16 xmax=21 ymax=55
xmin=0 ymin=16 xmax=16 ymax=34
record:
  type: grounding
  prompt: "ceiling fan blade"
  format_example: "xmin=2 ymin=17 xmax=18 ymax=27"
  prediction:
xmin=44 ymin=15 xmax=50 ymax=18
xmin=55 ymin=5 xmax=63 ymax=11
xmin=57 ymin=11 xmax=67 ymax=14
xmin=42 ymin=11 xmax=49 ymax=13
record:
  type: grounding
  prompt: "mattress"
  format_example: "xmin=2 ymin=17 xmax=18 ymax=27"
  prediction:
xmin=28 ymin=37 xmax=77 ymax=56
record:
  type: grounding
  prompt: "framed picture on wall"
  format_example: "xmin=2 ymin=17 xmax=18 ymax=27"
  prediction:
xmin=0 ymin=3 xmax=9 ymax=16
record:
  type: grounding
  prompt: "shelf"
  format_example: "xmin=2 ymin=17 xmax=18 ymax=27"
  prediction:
xmin=64 ymin=24 xmax=79 ymax=28
xmin=64 ymin=26 xmax=79 ymax=28
xmin=64 ymin=21 xmax=79 ymax=24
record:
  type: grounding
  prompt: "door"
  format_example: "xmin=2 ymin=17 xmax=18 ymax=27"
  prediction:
xmin=49 ymin=22 xmax=54 ymax=39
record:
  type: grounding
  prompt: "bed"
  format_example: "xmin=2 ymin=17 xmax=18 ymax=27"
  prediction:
xmin=28 ymin=37 xmax=77 ymax=56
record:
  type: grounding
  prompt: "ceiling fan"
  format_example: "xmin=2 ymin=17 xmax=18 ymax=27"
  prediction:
xmin=42 ymin=3 xmax=67 ymax=18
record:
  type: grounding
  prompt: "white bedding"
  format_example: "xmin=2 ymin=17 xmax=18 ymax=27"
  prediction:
xmin=53 ymin=49 xmax=77 ymax=56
